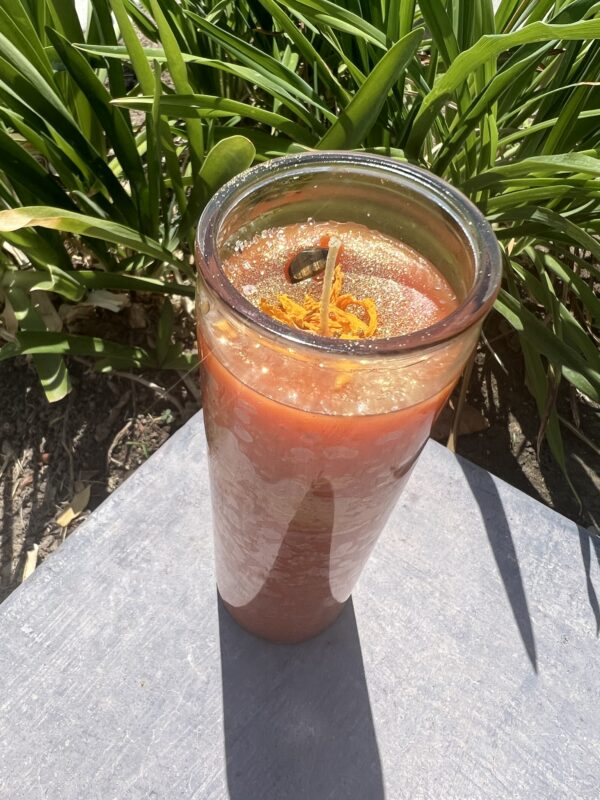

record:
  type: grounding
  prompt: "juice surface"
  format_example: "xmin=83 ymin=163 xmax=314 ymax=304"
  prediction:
xmin=200 ymin=222 xmax=460 ymax=642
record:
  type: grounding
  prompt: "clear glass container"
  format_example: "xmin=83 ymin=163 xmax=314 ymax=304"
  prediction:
xmin=196 ymin=152 xmax=501 ymax=643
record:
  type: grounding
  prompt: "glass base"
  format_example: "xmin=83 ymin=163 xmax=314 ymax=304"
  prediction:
xmin=220 ymin=593 xmax=347 ymax=645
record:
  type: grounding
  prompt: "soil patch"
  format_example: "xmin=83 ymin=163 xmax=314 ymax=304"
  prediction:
xmin=0 ymin=358 xmax=196 ymax=602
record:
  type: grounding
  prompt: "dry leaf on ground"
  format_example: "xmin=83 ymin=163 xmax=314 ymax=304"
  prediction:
xmin=56 ymin=484 xmax=91 ymax=528
xmin=21 ymin=544 xmax=39 ymax=582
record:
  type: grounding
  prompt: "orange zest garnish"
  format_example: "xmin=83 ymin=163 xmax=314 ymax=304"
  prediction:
xmin=334 ymin=372 xmax=353 ymax=390
xmin=259 ymin=264 xmax=378 ymax=339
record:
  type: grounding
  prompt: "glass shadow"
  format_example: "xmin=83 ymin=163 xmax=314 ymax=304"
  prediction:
xmin=458 ymin=458 xmax=538 ymax=672
xmin=218 ymin=597 xmax=384 ymax=800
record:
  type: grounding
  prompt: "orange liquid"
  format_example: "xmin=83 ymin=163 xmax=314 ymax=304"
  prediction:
xmin=199 ymin=223 xmax=459 ymax=643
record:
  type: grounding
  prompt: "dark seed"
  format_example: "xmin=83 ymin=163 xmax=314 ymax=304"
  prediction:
xmin=287 ymin=247 xmax=329 ymax=283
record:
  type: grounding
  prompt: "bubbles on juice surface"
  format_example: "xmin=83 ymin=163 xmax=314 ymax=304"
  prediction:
xmin=223 ymin=221 xmax=458 ymax=338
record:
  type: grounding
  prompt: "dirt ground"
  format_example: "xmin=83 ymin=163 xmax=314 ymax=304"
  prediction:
xmin=1 ymin=311 xmax=598 ymax=602
xmin=0 ymin=358 xmax=196 ymax=602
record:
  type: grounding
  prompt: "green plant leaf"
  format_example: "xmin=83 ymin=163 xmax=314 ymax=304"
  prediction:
xmin=212 ymin=126 xmax=309 ymax=160
xmin=2 ymin=264 xmax=85 ymax=301
xmin=0 ymin=207 xmax=179 ymax=266
xmin=82 ymin=42 xmax=333 ymax=129
xmin=46 ymin=0 xmax=84 ymax=42
xmin=198 ymin=135 xmax=256 ymax=197
xmin=433 ymin=48 xmax=543 ymax=175
xmin=46 ymin=29 xmax=150 ymax=228
xmin=408 ymin=18 xmax=600 ymax=155
xmin=108 ymin=0 xmax=187 ymax=233
xmin=88 ymin=0 xmax=128 ymax=97
xmin=184 ymin=8 xmax=325 ymax=109
xmin=72 ymin=270 xmax=194 ymax=297
xmin=0 ymin=107 xmax=82 ymax=193
xmin=2 ymin=263 xmax=194 ymax=300
xmin=0 ymin=126 xmax=76 ymax=209
xmin=494 ymin=206 xmax=600 ymax=266
xmin=495 ymin=289 xmax=600 ymax=401
xmin=147 ymin=59 xmax=165 ymax=238
xmin=0 ymin=331 xmax=155 ymax=368
xmin=4 ymin=285 xmax=71 ymax=401
xmin=277 ymin=0 xmax=386 ymax=48
xmin=149 ymin=0 xmax=204 ymax=170
xmin=181 ymin=135 xmax=256 ymax=235
xmin=108 ymin=0 xmax=155 ymax=93
xmin=0 ymin=225 xmax=72 ymax=271
xmin=113 ymin=94 xmax=312 ymax=143
xmin=0 ymin=30 xmax=137 ymax=222
xmin=0 ymin=3 xmax=53 ymax=83
xmin=255 ymin=0 xmax=349 ymax=103
xmin=418 ymin=0 xmax=460 ymax=68
xmin=317 ymin=28 xmax=423 ymax=149
xmin=467 ymin=152 xmax=600 ymax=190
xmin=541 ymin=254 xmax=600 ymax=325
xmin=486 ymin=185 xmax=590 ymax=212
xmin=519 ymin=334 xmax=575 ymax=498
xmin=512 ymin=255 xmax=600 ymax=365
xmin=498 ymin=109 xmax=600 ymax=147
xmin=156 ymin=297 xmax=174 ymax=366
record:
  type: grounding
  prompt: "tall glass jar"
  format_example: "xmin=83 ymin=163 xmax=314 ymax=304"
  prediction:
xmin=196 ymin=152 xmax=501 ymax=643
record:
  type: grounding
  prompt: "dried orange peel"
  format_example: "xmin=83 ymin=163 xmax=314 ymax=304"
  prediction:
xmin=259 ymin=264 xmax=378 ymax=339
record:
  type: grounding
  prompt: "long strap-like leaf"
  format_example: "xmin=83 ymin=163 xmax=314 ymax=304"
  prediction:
xmin=317 ymin=28 xmax=423 ymax=149
xmin=408 ymin=19 xmax=600 ymax=157
xmin=0 ymin=207 xmax=181 ymax=267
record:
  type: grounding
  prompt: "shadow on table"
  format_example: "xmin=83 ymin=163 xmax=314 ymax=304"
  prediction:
xmin=218 ymin=598 xmax=384 ymax=800
xmin=578 ymin=527 xmax=600 ymax=636
xmin=458 ymin=457 xmax=538 ymax=673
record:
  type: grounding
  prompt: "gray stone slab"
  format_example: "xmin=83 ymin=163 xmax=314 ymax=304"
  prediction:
xmin=0 ymin=413 xmax=598 ymax=800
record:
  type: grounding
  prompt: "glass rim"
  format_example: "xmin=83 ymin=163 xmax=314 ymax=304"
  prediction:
xmin=195 ymin=151 xmax=502 ymax=357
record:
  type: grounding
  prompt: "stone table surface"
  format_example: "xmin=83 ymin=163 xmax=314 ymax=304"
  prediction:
xmin=1 ymin=413 xmax=599 ymax=800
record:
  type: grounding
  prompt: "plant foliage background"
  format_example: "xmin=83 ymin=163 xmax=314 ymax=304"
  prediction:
xmin=0 ymin=0 xmax=599 ymax=481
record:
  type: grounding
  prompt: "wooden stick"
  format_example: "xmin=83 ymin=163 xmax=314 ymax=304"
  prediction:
xmin=319 ymin=238 xmax=341 ymax=336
